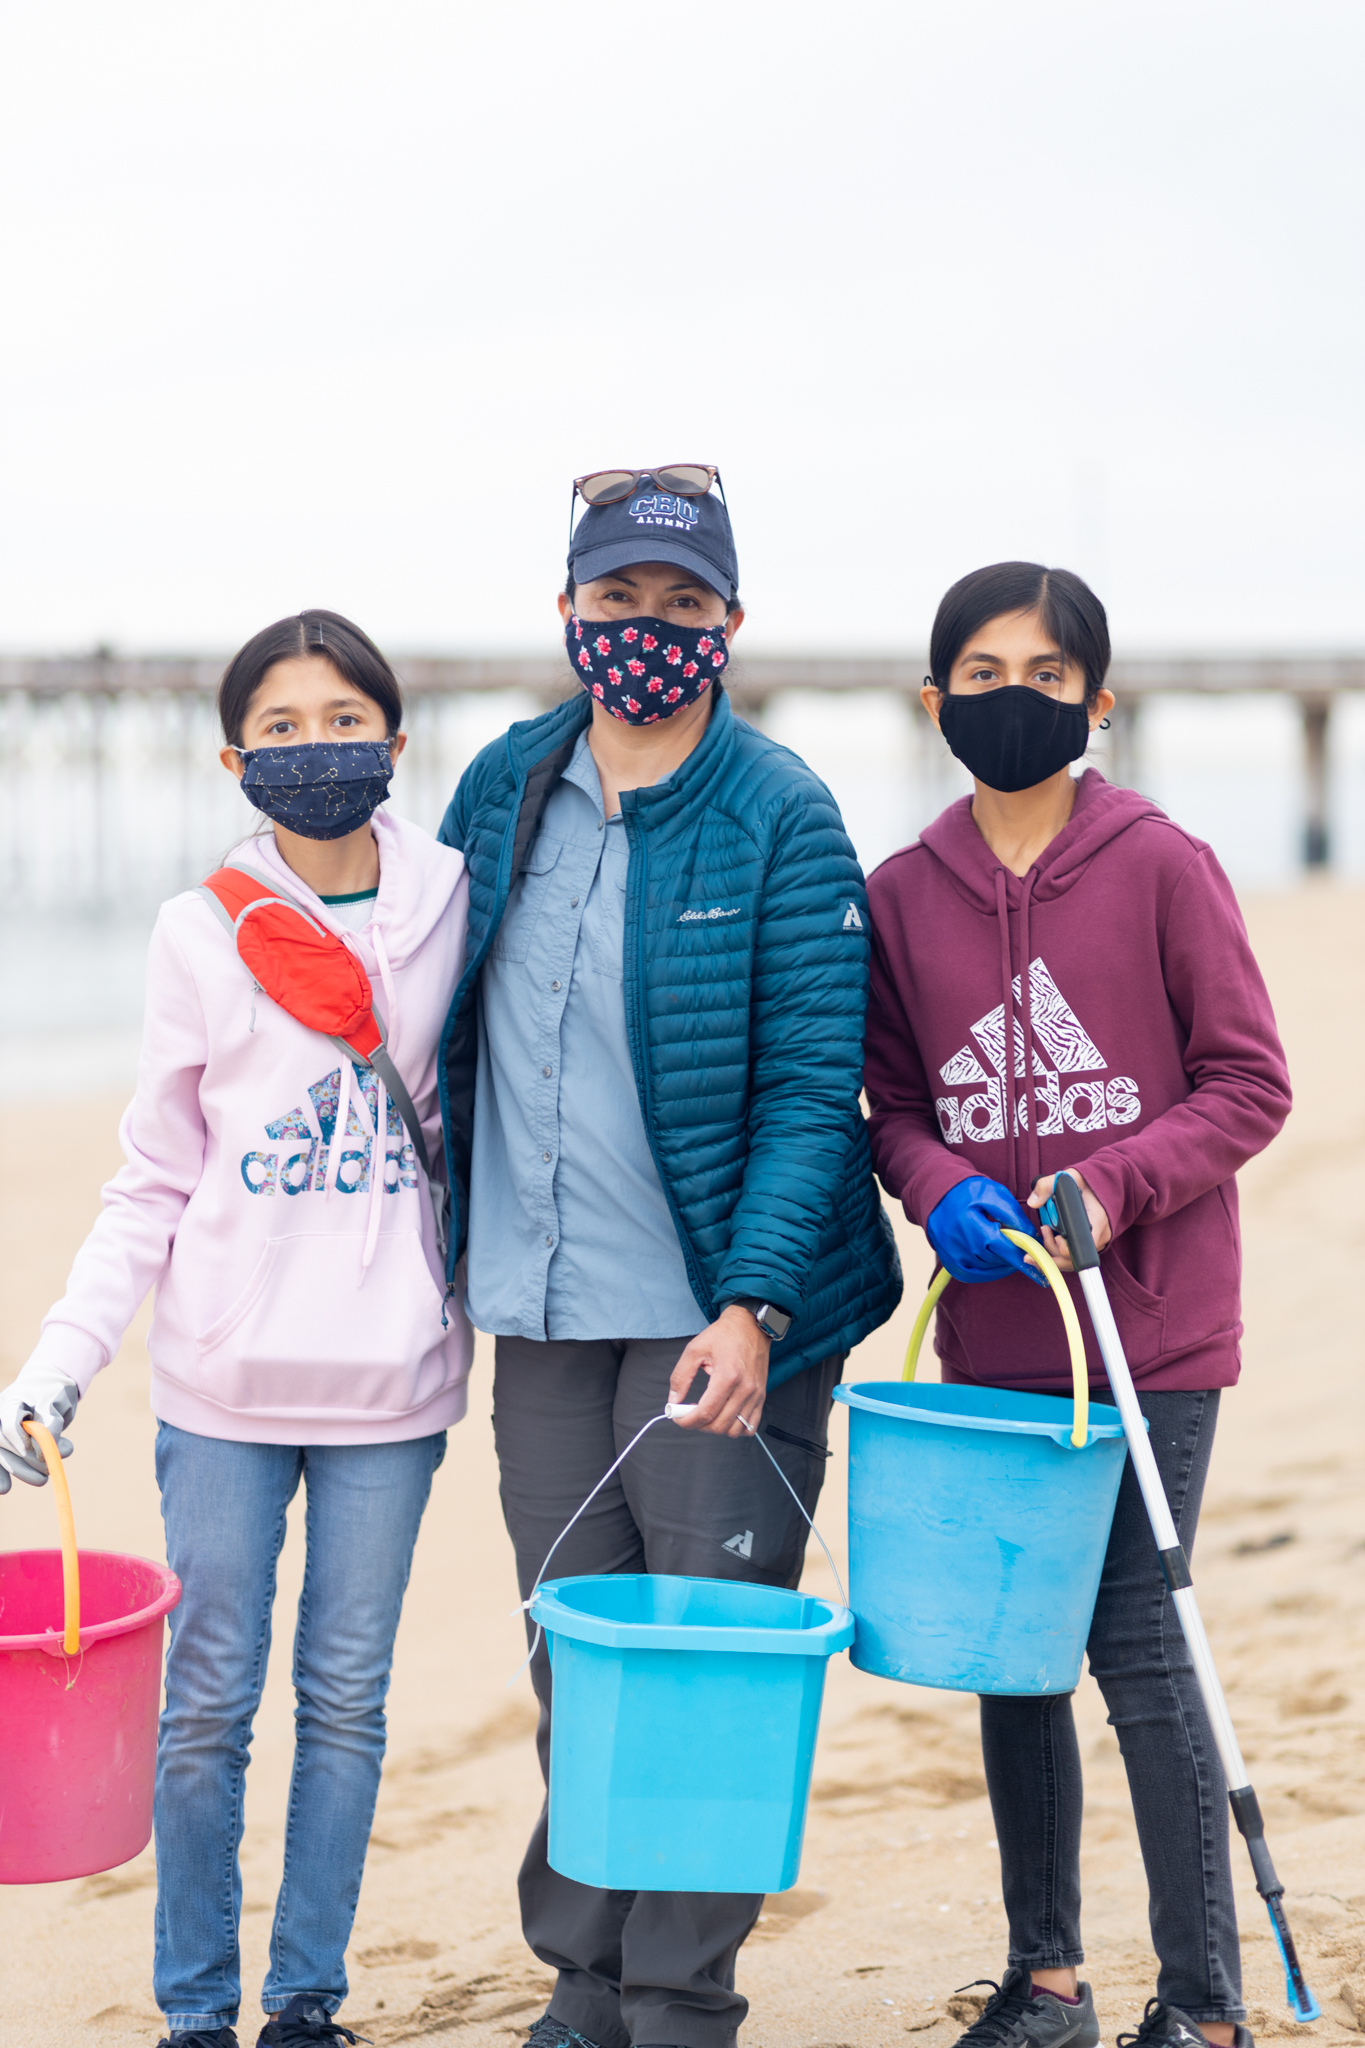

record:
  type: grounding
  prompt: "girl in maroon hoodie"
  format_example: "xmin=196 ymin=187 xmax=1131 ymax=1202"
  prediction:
xmin=864 ymin=563 xmax=1291 ymax=2048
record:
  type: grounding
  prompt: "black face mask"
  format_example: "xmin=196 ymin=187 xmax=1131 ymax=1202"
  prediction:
xmin=936 ymin=686 xmax=1091 ymax=793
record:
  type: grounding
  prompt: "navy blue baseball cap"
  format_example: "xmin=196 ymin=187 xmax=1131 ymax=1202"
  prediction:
xmin=567 ymin=472 xmax=739 ymax=604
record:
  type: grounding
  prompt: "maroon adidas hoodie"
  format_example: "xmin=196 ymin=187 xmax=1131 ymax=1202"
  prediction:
xmin=864 ymin=770 xmax=1291 ymax=1393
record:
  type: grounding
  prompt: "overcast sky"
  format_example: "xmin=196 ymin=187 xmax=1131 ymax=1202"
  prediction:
xmin=1 ymin=1 xmax=1361 ymax=657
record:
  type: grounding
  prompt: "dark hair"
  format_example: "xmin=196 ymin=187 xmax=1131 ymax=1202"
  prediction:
xmin=564 ymin=574 xmax=742 ymax=617
xmin=218 ymin=609 xmax=403 ymax=747
xmin=929 ymin=563 xmax=1110 ymax=705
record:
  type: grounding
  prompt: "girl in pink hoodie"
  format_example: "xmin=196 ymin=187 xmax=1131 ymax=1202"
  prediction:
xmin=864 ymin=565 xmax=1290 ymax=2048
xmin=0 ymin=611 xmax=472 ymax=2048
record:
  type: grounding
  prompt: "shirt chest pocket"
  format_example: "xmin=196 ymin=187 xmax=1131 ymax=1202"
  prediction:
xmin=586 ymin=869 xmax=627 ymax=982
xmin=489 ymin=841 xmax=562 ymax=964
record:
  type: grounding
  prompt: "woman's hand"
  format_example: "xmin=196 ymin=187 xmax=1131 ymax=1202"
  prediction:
xmin=668 ymin=1307 xmax=770 ymax=1437
xmin=1028 ymin=1171 xmax=1112 ymax=1273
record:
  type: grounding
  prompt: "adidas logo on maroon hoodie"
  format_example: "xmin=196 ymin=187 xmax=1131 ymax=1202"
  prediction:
xmin=935 ymin=956 xmax=1141 ymax=1147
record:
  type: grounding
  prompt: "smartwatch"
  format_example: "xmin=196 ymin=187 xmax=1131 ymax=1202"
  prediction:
xmin=731 ymin=1298 xmax=793 ymax=1341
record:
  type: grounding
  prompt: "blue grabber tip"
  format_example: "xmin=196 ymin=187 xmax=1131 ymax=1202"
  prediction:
xmin=1266 ymin=1894 xmax=1321 ymax=2022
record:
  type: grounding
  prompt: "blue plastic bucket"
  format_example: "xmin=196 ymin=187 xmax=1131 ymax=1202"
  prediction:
xmin=530 ymin=1573 xmax=853 ymax=1892
xmin=832 ymin=1381 xmax=1129 ymax=1694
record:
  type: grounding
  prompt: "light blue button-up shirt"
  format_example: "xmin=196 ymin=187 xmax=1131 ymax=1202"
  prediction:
xmin=465 ymin=732 xmax=707 ymax=1342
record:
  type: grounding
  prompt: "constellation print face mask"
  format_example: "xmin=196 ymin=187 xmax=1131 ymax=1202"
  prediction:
xmin=564 ymin=614 xmax=729 ymax=723
xmin=234 ymin=740 xmax=394 ymax=839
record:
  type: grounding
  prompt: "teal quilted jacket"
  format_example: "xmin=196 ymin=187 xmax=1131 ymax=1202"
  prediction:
xmin=436 ymin=687 xmax=902 ymax=1384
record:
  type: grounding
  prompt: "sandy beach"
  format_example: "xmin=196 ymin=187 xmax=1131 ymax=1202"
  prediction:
xmin=2 ymin=883 xmax=1362 ymax=2048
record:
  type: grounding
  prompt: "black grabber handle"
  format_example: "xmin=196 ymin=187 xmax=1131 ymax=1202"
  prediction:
xmin=1051 ymin=1172 xmax=1101 ymax=1270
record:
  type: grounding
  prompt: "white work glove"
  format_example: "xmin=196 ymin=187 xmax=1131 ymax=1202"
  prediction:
xmin=0 ymin=1360 xmax=78 ymax=1490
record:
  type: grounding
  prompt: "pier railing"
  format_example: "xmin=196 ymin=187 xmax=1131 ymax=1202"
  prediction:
xmin=1 ymin=650 xmax=1359 ymax=909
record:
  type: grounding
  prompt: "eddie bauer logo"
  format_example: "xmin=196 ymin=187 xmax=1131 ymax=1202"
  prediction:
xmin=936 ymin=958 xmax=1141 ymax=1146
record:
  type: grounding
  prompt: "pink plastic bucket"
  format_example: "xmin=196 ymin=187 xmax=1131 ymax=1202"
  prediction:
xmin=0 ymin=1547 xmax=181 ymax=1883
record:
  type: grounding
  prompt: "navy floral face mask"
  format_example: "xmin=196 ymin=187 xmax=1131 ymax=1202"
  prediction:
xmin=235 ymin=740 xmax=393 ymax=840
xmin=564 ymin=614 xmax=729 ymax=722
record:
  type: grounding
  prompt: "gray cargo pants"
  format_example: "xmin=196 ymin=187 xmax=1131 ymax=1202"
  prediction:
xmin=493 ymin=1334 xmax=844 ymax=2048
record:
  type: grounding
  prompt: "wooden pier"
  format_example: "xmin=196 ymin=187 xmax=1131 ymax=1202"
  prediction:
xmin=1 ymin=650 xmax=1360 ymax=881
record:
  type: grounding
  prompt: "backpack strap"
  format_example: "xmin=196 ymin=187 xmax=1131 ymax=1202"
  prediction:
xmin=198 ymin=862 xmax=445 ymax=1248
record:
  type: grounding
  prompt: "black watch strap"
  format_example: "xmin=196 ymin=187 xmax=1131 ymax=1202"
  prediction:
xmin=731 ymin=1297 xmax=793 ymax=1341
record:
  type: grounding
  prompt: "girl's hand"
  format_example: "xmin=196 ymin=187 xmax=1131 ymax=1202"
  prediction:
xmin=1028 ymin=1171 xmax=1112 ymax=1273
xmin=0 ymin=1361 xmax=78 ymax=1487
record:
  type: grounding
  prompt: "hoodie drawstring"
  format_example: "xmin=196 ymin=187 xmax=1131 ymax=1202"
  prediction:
xmin=361 ymin=1074 xmax=387 ymax=1273
xmin=363 ymin=923 xmax=400 ymax=1276
xmin=324 ymin=1058 xmax=351 ymax=1200
xmin=993 ymin=867 xmax=1021 ymax=1193
xmin=326 ymin=1057 xmax=384 ymax=1277
xmin=993 ymin=865 xmax=1041 ymax=1199
xmin=373 ymin=923 xmax=399 ymax=1052
xmin=1017 ymin=871 xmax=1041 ymax=1192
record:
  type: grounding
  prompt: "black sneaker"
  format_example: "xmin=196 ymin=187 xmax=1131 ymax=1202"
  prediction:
xmin=524 ymin=2014 xmax=602 ymax=2048
xmin=256 ymin=1997 xmax=368 ymax=2048
xmin=951 ymin=1969 xmax=1100 ymax=2048
xmin=158 ymin=2032 xmax=239 ymax=2048
xmin=1118 ymin=2001 xmax=1253 ymax=2048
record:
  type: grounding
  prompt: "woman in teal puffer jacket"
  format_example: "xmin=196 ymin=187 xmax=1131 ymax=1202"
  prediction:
xmin=430 ymin=466 xmax=900 ymax=2048
xmin=436 ymin=677 xmax=902 ymax=1385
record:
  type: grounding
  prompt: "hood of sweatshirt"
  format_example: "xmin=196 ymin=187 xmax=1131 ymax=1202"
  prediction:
xmin=238 ymin=809 xmax=465 ymax=1078
xmin=918 ymin=768 xmax=1168 ymax=914
xmin=243 ymin=807 xmax=463 ymax=971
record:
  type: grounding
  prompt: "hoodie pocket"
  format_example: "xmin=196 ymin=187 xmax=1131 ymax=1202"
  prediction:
xmin=1100 ymin=1244 xmax=1168 ymax=1366
xmin=489 ymin=841 xmax=562 ymax=963
xmin=192 ymin=1230 xmax=452 ymax=1420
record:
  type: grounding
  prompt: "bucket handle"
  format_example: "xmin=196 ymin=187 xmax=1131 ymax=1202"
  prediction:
xmin=22 ymin=1419 xmax=81 ymax=1652
xmin=902 ymin=1230 xmax=1090 ymax=1449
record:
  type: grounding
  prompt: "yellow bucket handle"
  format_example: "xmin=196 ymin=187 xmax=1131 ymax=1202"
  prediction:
xmin=902 ymin=1229 xmax=1090 ymax=1449
xmin=22 ymin=1419 xmax=81 ymax=1652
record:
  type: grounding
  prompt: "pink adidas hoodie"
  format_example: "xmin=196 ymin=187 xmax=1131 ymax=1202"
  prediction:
xmin=864 ymin=770 xmax=1291 ymax=1394
xmin=29 ymin=809 xmax=474 ymax=1443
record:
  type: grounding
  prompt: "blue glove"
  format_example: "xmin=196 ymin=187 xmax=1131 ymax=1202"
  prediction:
xmin=925 ymin=1176 xmax=1047 ymax=1288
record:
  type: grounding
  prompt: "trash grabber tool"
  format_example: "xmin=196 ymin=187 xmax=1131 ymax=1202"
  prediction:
xmin=1049 ymin=1171 xmax=1321 ymax=2025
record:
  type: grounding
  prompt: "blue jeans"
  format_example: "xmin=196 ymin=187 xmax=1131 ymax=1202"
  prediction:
xmin=152 ymin=1423 xmax=446 ymax=2031
xmin=979 ymin=1390 xmax=1242 ymax=2024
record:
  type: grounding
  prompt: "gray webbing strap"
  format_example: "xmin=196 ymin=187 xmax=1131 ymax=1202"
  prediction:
xmin=371 ymin=1047 xmax=430 ymax=1183
xmin=327 ymin=1034 xmax=448 ymax=1259
xmin=342 ymin=1038 xmax=432 ymax=1185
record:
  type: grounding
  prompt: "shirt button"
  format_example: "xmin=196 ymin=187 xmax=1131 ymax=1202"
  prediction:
xmin=545 ymin=1234 xmax=554 ymax=1247
xmin=571 ymin=897 xmax=579 ymax=907
xmin=551 ymin=979 xmax=561 ymax=991
xmin=542 ymin=1150 xmax=552 ymax=1162
xmin=542 ymin=1065 xmax=553 ymax=1077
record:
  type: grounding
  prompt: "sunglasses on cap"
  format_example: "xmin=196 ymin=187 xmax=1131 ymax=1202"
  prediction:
xmin=573 ymin=464 xmax=721 ymax=507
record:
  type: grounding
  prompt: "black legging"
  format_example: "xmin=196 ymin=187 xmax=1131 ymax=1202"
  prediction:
xmin=979 ymin=1388 xmax=1243 ymax=2025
